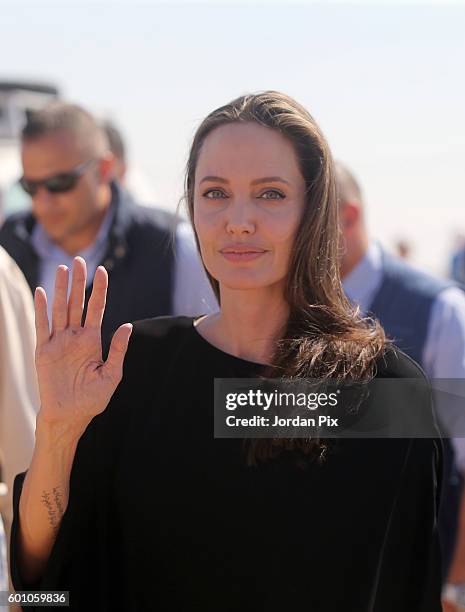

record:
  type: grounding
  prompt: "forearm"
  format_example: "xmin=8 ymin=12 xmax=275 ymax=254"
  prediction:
xmin=17 ymin=416 xmax=85 ymax=584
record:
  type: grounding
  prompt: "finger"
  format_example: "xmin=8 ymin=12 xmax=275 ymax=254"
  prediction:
xmin=84 ymin=266 xmax=108 ymax=329
xmin=104 ymin=323 xmax=133 ymax=379
xmin=68 ymin=257 xmax=87 ymax=328
xmin=34 ymin=287 xmax=50 ymax=348
xmin=51 ymin=265 xmax=69 ymax=333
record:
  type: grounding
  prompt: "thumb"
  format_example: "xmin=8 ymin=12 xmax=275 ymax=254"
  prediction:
xmin=104 ymin=323 xmax=133 ymax=379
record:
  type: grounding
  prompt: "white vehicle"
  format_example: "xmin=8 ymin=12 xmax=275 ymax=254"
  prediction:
xmin=0 ymin=80 xmax=59 ymax=220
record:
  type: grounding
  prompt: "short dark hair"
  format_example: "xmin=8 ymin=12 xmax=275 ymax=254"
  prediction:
xmin=22 ymin=101 xmax=108 ymax=156
xmin=102 ymin=120 xmax=126 ymax=162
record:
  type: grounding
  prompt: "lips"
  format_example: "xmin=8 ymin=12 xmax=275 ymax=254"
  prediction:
xmin=220 ymin=245 xmax=266 ymax=254
xmin=220 ymin=245 xmax=267 ymax=262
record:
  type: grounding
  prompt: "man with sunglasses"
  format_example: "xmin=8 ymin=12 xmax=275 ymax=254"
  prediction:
xmin=0 ymin=102 xmax=216 ymax=353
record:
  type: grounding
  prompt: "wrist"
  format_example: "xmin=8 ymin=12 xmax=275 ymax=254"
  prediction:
xmin=35 ymin=412 xmax=87 ymax=451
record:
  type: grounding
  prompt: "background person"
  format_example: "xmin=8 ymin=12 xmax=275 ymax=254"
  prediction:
xmin=0 ymin=246 xmax=39 ymax=604
xmin=0 ymin=102 xmax=217 ymax=353
xmin=336 ymin=161 xmax=465 ymax=593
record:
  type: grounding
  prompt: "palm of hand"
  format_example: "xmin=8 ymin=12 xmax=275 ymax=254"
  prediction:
xmin=34 ymin=258 xmax=132 ymax=430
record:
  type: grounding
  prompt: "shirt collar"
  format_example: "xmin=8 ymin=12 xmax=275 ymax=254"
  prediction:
xmin=342 ymin=241 xmax=384 ymax=315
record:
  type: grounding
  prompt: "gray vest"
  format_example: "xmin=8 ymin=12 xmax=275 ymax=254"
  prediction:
xmin=369 ymin=251 xmax=453 ymax=367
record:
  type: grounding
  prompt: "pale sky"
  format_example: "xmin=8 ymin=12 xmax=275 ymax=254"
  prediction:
xmin=1 ymin=0 xmax=465 ymax=274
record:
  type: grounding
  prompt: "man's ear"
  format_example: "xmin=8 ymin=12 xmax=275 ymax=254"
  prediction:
xmin=340 ymin=201 xmax=361 ymax=233
xmin=97 ymin=153 xmax=116 ymax=184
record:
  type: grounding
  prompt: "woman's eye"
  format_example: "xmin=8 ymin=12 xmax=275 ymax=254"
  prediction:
xmin=259 ymin=189 xmax=285 ymax=200
xmin=203 ymin=189 xmax=227 ymax=199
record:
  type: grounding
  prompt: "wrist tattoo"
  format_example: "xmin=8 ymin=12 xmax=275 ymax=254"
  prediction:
xmin=41 ymin=487 xmax=64 ymax=534
xmin=52 ymin=486 xmax=64 ymax=516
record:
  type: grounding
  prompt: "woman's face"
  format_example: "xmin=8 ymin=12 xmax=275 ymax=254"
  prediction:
xmin=193 ymin=122 xmax=306 ymax=293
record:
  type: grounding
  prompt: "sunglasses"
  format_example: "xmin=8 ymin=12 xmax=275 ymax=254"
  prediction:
xmin=19 ymin=159 xmax=97 ymax=196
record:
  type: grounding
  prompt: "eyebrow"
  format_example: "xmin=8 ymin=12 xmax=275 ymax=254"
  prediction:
xmin=251 ymin=176 xmax=290 ymax=186
xmin=199 ymin=175 xmax=290 ymax=186
xmin=199 ymin=175 xmax=229 ymax=185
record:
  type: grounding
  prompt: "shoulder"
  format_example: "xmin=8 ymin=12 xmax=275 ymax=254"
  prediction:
xmin=124 ymin=315 xmax=197 ymax=368
xmin=0 ymin=244 xmax=17 ymax=278
xmin=370 ymin=345 xmax=440 ymax=438
xmin=428 ymin=286 xmax=465 ymax=345
xmin=131 ymin=204 xmax=177 ymax=229
xmin=0 ymin=245 xmax=32 ymax=304
xmin=423 ymin=286 xmax=465 ymax=377
xmin=106 ymin=315 xmax=198 ymax=384
xmin=124 ymin=198 xmax=178 ymax=235
xmin=430 ymin=285 xmax=465 ymax=325
xmin=89 ymin=317 xmax=198 ymax=439
xmin=119 ymin=204 xmax=178 ymax=264
xmin=0 ymin=210 xmax=30 ymax=228
xmin=131 ymin=314 xmax=196 ymax=342
xmin=375 ymin=343 xmax=428 ymax=380
xmin=382 ymin=252 xmax=454 ymax=297
xmin=0 ymin=211 xmax=33 ymax=243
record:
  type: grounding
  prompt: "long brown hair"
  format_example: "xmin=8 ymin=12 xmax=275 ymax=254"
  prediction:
xmin=184 ymin=91 xmax=387 ymax=463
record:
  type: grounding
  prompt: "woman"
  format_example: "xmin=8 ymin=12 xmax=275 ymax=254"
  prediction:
xmin=11 ymin=92 xmax=442 ymax=611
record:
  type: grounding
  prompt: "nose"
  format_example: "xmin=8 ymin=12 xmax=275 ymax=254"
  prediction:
xmin=225 ymin=198 xmax=256 ymax=236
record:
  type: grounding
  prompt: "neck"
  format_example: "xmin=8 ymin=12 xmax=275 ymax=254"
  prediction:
xmin=340 ymin=235 xmax=370 ymax=279
xmin=200 ymin=285 xmax=289 ymax=365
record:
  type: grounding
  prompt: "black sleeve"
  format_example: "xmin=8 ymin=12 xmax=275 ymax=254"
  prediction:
xmin=373 ymin=436 xmax=443 ymax=611
xmin=8 ymin=321 xmax=149 ymax=605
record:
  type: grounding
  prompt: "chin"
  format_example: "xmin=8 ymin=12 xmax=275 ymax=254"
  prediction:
xmin=217 ymin=274 xmax=278 ymax=292
xmin=205 ymin=261 xmax=284 ymax=292
xmin=43 ymin=226 xmax=66 ymax=239
xmin=42 ymin=226 xmax=70 ymax=247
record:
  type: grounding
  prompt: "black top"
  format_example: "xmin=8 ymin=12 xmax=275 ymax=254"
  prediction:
xmin=11 ymin=316 xmax=442 ymax=611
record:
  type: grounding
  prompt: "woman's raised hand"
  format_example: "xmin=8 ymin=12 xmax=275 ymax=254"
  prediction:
xmin=34 ymin=257 xmax=132 ymax=435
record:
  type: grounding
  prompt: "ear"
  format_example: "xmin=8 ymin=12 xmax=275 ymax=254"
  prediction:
xmin=114 ymin=159 xmax=127 ymax=183
xmin=340 ymin=201 xmax=361 ymax=233
xmin=96 ymin=153 xmax=116 ymax=184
